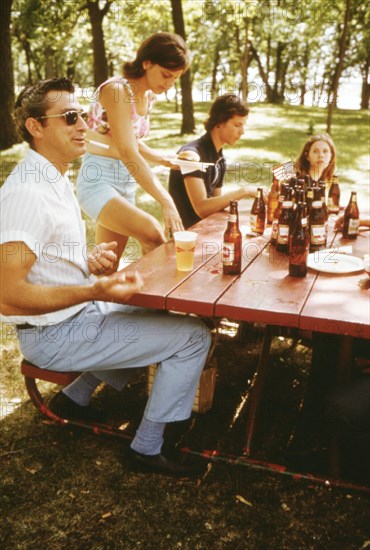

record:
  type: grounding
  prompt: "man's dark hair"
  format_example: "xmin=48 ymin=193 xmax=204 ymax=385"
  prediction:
xmin=14 ymin=77 xmax=75 ymax=143
xmin=205 ymin=94 xmax=249 ymax=132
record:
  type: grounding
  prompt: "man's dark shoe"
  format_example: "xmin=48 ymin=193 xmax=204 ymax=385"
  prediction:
xmin=130 ymin=449 xmax=206 ymax=477
xmin=49 ymin=391 xmax=106 ymax=423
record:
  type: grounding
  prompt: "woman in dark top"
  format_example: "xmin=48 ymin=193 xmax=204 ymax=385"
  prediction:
xmin=169 ymin=94 xmax=260 ymax=228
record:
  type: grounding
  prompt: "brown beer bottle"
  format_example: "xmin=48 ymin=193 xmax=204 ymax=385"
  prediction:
xmin=267 ymin=174 xmax=279 ymax=224
xmin=276 ymin=187 xmax=294 ymax=253
xmin=327 ymin=175 xmax=340 ymax=214
xmin=250 ymin=187 xmax=266 ymax=235
xmin=271 ymin=182 xmax=288 ymax=245
xmin=309 ymin=187 xmax=327 ymax=252
xmin=318 ymin=181 xmax=329 ymax=221
xmin=289 ymin=202 xmax=309 ymax=277
xmin=305 ymin=186 xmax=314 ymax=216
xmin=343 ymin=191 xmax=360 ymax=239
xmin=222 ymin=200 xmax=242 ymax=274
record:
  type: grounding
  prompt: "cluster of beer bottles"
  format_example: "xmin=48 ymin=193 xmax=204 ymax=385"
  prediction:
xmin=221 ymin=176 xmax=359 ymax=278
xmin=268 ymin=174 xmax=359 ymax=277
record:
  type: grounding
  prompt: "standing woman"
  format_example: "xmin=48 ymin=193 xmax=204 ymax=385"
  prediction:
xmin=295 ymin=133 xmax=337 ymax=184
xmin=77 ymin=33 xmax=188 ymax=270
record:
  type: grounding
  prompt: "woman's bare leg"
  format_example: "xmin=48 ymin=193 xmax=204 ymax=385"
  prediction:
xmin=96 ymin=196 xmax=165 ymax=266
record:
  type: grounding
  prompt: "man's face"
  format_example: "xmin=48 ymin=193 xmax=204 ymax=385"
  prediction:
xmin=35 ymin=90 xmax=87 ymax=168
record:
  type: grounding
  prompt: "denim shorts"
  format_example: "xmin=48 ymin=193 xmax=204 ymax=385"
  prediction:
xmin=76 ymin=153 xmax=136 ymax=220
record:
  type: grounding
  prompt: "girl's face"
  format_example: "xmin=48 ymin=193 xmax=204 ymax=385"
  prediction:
xmin=217 ymin=115 xmax=248 ymax=146
xmin=143 ymin=62 xmax=183 ymax=94
xmin=307 ymin=140 xmax=332 ymax=170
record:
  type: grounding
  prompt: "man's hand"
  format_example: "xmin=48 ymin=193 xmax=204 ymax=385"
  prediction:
xmin=88 ymin=241 xmax=118 ymax=275
xmin=94 ymin=270 xmax=144 ymax=303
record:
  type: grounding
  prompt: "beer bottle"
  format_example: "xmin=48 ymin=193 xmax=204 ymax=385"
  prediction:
xmin=267 ymin=174 xmax=279 ymax=224
xmin=295 ymin=186 xmax=305 ymax=206
xmin=276 ymin=187 xmax=294 ymax=253
xmin=289 ymin=202 xmax=309 ymax=277
xmin=290 ymin=186 xmax=304 ymax=231
xmin=305 ymin=186 xmax=314 ymax=216
xmin=343 ymin=191 xmax=360 ymax=240
xmin=222 ymin=200 xmax=242 ymax=274
xmin=309 ymin=187 xmax=327 ymax=252
xmin=327 ymin=175 xmax=340 ymax=214
xmin=318 ymin=181 xmax=329 ymax=221
xmin=271 ymin=183 xmax=288 ymax=245
xmin=250 ymin=187 xmax=266 ymax=235
xmin=297 ymin=178 xmax=307 ymax=194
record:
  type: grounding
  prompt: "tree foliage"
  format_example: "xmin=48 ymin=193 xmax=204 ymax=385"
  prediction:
xmin=1 ymin=0 xmax=367 ymax=149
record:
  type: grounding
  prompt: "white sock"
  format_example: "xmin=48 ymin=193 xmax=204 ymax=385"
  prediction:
xmin=130 ymin=416 xmax=166 ymax=456
xmin=62 ymin=372 xmax=101 ymax=406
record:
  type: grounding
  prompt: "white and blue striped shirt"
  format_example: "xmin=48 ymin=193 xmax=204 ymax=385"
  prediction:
xmin=1 ymin=148 xmax=93 ymax=325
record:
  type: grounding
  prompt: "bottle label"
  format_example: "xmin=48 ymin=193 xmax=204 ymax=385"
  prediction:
xmin=310 ymin=224 xmax=326 ymax=244
xmin=327 ymin=198 xmax=339 ymax=212
xmin=311 ymin=201 xmax=322 ymax=208
xmin=277 ymin=224 xmax=289 ymax=244
xmin=347 ymin=218 xmax=359 ymax=235
xmin=301 ymin=218 xmax=307 ymax=227
xmin=282 ymin=201 xmax=293 ymax=208
xmin=271 ymin=219 xmax=279 ymax=240
xmin=250 ymin=214 xmax=257 ymax=231
xmin=222 ymin=242 xmax=235 ymax=265
xmin=228 ymin=214 xmax=237 ymax=223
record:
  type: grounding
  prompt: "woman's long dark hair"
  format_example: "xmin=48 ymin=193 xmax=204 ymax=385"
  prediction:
xmin=123 ymin=32 xmax=190 ymax=78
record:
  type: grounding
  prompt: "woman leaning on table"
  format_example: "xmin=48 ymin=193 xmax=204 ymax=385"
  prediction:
xmin=295 ymin=133 xmax=337 ymax=184
xmin=76 ymin=32 xmax=188 ymax=271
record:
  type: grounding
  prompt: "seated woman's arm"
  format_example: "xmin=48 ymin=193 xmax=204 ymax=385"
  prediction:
xmin=184 ymin=175 xmax=258 ymax=219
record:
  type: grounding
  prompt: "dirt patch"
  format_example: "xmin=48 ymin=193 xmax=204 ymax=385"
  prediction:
xmin=1 ymin=324 xmax=369 ymax=549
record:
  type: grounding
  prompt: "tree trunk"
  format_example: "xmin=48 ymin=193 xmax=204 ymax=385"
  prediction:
xmin=249 ymin=41 xmax=273 ymax=102
xmin=237 ymin=18 xmax=249 ymax=101
xmin=0 ymin=0 xmax=18 ymax=150
xmin=170 ymin=0 xmax=195 ymax=134
xmin=211 ymin=44 xmax=220 ymax=95
xmin=86 ymin=0 xmax=111 ymax=87
xmin=299 ymin=45 xmax=310 ymax=106
xmin=272 ymin=42 xmax=285 ymax=103
xmin=45 ymin=45 xmax=55 ymax=79
xmin=326 ymin=0 xmax=352 ymax=133
xmin=360 ymin=58 xmax=370 ymax=110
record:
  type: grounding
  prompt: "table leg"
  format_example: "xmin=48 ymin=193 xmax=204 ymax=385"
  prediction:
xmin=243 ymin=325 xmax=274 ymax=456
xmin=329 ymin=335 xmax=354 ymax=478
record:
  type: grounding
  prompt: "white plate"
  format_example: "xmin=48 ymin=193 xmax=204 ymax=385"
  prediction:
xmin=165 ymin=157 xmax=214 ymax=174
xmin=307 ymin=252 xmax=364 ymax=274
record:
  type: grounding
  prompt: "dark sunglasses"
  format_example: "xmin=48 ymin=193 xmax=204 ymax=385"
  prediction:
xmin=38 ymin=110 xmax=88 ymax=126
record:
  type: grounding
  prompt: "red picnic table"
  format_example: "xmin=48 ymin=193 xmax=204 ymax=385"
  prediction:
xmin=122 ymin=201 xmax=369 ymax=478
xmin=21 ymin=201 xmax=369 ymax=490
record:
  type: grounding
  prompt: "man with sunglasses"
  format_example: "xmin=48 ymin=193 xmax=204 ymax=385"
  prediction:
xmin=0 ymin=78 xmax=211 ymax=477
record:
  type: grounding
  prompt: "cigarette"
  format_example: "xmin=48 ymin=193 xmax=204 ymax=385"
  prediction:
xmin=85 ymin=138 xmax=110 ymax=150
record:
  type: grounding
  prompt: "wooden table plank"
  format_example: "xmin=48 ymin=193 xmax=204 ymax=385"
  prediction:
xmin=166 ymin=235 xmax=269 ymax=315
xmin=215 ymin=242 xmax=318 ymax=327
xmin=299 ymin=231 xmax=370 ymax=338
xmin=125 ymin=211 xmax=228 ymax=309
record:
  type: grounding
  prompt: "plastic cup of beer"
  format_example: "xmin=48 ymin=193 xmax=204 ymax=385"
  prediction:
xmin=174 ymin=231 xmax=198 ymax=271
